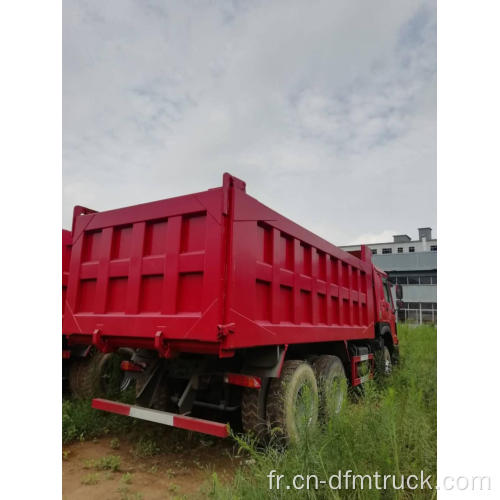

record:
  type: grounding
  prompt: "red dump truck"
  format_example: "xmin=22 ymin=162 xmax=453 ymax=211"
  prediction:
xmin=63 ymin=174 xmax=400 ymax=442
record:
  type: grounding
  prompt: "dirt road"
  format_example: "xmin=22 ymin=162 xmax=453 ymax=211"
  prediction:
xmin=62 ymin=435 xmax=238 ymax=499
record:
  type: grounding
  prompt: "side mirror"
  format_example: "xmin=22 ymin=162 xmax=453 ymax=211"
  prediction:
xmin=395 ymin=284 xmax=403 ymax=300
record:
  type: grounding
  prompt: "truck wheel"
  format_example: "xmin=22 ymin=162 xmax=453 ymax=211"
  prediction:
xmin=241 ymin=379 xmax=269 ymax=439
xmin=312 ymin=355 xmax=347 ymax=422
xmin=68 ymin=355 xmax=93 ymax=399
xmin=375 ymin=346 xmax=392 ymax=377
xmin=266 ymin=360 xmax=318 ymax=444
xmin=69 ymin=350 xmax=129 ymax=399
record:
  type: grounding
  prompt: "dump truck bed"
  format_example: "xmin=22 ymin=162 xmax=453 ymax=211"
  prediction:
xmin=63 ymin=174 xmax=376 ymax=356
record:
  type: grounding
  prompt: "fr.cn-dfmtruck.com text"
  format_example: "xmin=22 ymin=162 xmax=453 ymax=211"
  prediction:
xmin=267 ymin=470 xmax=492 ymax=492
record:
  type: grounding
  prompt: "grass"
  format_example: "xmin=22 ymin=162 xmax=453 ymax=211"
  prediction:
xmin=121 ymin=472 xmax=133 ymax=484
xmin=84 ymin=455 xmax=121 ymax=472
xmin=132 ymin=437 xmax=161 ymax=458
xmin=214 ymin=324 xmax=437 ymax=499
xmin=118 ymin=486 xmax=144 ymax=500
xmin=81 ymin=472 xmax=100 ymax=485
xmin=110 ymin=437 xmax=121 ymax=449
xmin=62 ymin=398 xmax=131 ymax=444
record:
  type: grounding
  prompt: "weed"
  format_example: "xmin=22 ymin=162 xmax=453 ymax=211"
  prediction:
xmin=62 ymin=450 xmax=71 ymax=461
xmin=117 ymin=486 xmax=143 ymax=500
xmin=121 ymin=472 xmax=133 ymax=484
xmin=84 ymin=455 xmax=121 ymax=472
xmin=96 ymin=455 xmax=122 ymax=471
xmin=133 ymin=437 xmax=160 ymax=458
xmin=110 ymin=437 xmax=121 ymax=449
xmin=117 ymin=486 xmax=129 ymax=498
xmin=81 ymin=473 xmax=99 ymax=485
xmin=168 ymin=483 xmax=180 ymax=494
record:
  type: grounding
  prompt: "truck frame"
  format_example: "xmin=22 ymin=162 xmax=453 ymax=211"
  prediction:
xmin=63 ymin=174 xmax=399 ymax=441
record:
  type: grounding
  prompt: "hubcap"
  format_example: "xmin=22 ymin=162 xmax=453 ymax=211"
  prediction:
xmin=330 ymin=377 xmax=345 ymax=414
xmin=384 ymin=350 xmax=392 ymax=374
xmin=294 ymin=383 xmax=316 ymax=432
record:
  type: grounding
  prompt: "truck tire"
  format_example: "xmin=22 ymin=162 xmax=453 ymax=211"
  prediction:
xmin=241 ymin=379 xmax=269 ymax=439
xmin=312 ymin=355 xmax=347 ymax=422
xmin=69 ymin=350 xmax=128 ymax=399
xmin=375 ymin=345 xmax=392 ymax=377
xmin=266 ymin=360 xmax=318 ymax=444
xmin=68 ymin=355 xmax=93 ymax=399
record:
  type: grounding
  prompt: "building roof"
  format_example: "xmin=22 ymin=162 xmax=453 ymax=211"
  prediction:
xmin=340 ymin=239 xmax=437 ymax=249
xmin=372 ymin=251 xmax=437 ymax=272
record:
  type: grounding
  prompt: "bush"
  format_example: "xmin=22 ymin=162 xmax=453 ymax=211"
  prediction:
xmin=62 ymin=398 xmax=135 ymax=444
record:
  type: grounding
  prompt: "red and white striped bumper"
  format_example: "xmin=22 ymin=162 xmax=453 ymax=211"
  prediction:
xmin=92 ymin=398 xmax=230 ymax=438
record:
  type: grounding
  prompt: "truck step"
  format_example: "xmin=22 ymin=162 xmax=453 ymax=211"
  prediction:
xmin=92 ymin=398 xmax=230 ymax=438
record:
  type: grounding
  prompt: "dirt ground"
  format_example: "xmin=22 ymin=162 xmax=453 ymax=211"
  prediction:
xmin=62 ymin=434 xmax=240 ymax=499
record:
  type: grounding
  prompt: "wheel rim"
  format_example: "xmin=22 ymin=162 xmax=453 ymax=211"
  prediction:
xmin=330 ymin=376 xmax=345 ymax=414
xmin=293 ymin=382 xmax=317 ymax=435
xmin=384 ymin=349 xmax=392 ymax=375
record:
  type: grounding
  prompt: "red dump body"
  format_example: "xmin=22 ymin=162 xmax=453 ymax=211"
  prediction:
xmin=63 ymin=174 xmax=378 ymax=357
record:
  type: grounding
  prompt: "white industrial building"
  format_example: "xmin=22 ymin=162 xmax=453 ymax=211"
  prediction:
xmin=340 ymin=228 xmax=437 ymax=324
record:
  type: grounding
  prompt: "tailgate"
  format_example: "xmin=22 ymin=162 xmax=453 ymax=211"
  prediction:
xmin=63 ymin=187 xmax=227 ymax=352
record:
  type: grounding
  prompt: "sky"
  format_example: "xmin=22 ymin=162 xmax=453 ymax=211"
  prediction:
xmin=63 ymin=0 xmax=436 ymax=245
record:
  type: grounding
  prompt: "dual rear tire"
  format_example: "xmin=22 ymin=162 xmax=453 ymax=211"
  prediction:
xmin=68 ymin=349 xmax=132 ymax=400
xmin=242 ymin=356 xmax=347 ymax=444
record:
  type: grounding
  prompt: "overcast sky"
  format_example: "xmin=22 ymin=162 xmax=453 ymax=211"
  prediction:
xmin=63 ymin=0 xmax=436 ymax=245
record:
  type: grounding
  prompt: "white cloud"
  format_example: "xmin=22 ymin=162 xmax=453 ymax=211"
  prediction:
xmin=63 ymin=0 xmax=436 ymax=245
xmin=348 ymin=230 xmax=399 ymax=246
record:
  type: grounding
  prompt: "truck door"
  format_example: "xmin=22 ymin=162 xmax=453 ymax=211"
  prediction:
xmin=374 ymin=271 xmax=395 ymax=323
xmin=382 ymin=278 xmax=397 ymax=340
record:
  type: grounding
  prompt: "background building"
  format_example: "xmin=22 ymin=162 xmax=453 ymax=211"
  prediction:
xmin=340 ymin=228 xmax=437 ymax=324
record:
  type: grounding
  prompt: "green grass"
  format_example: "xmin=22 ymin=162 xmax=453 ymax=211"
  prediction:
xmin=62 ymin=398 xmax=133 ymax=444
xmin=84 ymin=455 xmax=122 ymax=472
xmin=81 ymin=472 xmax=100 ymax=485
xmin=132 ymin=437 xmax=161 ymax=458
xmin=117 ymin=486 xmax=144 ymax=500
xmin=121 ymin=472 xmax=133 ymax=484
xmin=214 ymin=324 xmax=437 ymax=499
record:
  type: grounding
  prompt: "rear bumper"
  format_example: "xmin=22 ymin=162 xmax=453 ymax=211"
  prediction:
xmin=92 ymin=398 xmax=230 ymax=438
